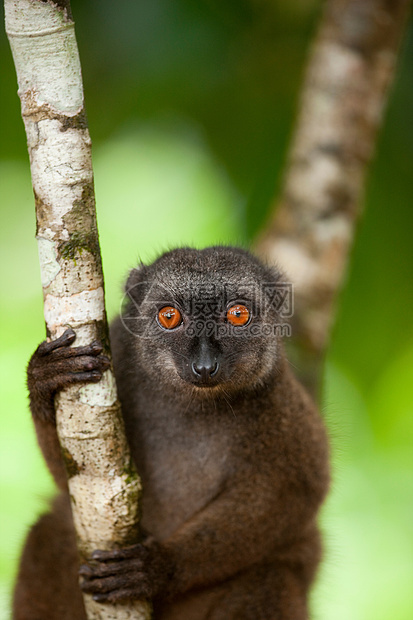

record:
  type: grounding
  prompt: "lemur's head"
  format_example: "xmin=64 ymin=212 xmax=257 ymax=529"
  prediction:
xmin=122 ymin=246 xmax=290 ymax=397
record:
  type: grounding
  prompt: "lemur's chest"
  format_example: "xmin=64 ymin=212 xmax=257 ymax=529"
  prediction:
xmin=130 ymin=406 xmax=232 ymax=541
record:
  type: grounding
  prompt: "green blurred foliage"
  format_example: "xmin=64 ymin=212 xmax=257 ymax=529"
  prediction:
xmin=0 ymin=0 xmax=412 ymax=618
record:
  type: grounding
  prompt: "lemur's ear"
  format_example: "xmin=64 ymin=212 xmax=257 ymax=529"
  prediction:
xmin=260 ymin=262 xmax=292 ymax=321
xmin=124 ymin=263 xmax=148 ymax=306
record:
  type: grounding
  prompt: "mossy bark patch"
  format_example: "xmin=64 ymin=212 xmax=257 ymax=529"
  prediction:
xmin=62 ymin=182 xmax=97 ymax=231
xmin=60 ymin=182 xmax=102 ymax=264
xmin=59 ymin=231 xmax=100 ymax=261
xmin=60 ymin=108 xmax=88 ymax=132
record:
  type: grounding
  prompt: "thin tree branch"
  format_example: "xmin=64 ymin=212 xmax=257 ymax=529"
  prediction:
xmin=5 ymin=1 xmax=151 ymax=618
xmin=255 ymin=0 xmax=411 ymax=401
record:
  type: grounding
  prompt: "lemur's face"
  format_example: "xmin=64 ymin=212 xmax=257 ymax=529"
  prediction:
xmin=122 ymin=247 xmax=291 ymax=396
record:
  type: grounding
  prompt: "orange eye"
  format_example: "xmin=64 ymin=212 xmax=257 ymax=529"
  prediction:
xmin=158 ymin=306 xmax=182 ymax=330
xmin=226 ymin=304 xmax=250 ymax=326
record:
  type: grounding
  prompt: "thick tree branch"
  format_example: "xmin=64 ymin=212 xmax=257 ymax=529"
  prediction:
xmin=5 ymin=1 xmax=151 ymax=618
xmin=255 ymin=0 xmax=411 ymax=400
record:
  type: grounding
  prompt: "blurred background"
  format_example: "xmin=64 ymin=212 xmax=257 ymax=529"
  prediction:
xmin=0 ymin=0 xmax=412 ymax=618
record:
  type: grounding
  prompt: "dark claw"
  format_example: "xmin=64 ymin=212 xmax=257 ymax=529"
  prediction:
xmin=91 ymin=544 xmax=144 ymax=562
xmin=88 ymin=341 xmax=104 ymax=355
xmin=91 ymin=590 xmax=137 ymax=603
xmin=79 ymin=564 xmax=93 ymax=577
xmin=91 ymin=549 xmax=119 ymax=562
xmin=91 ymin=592 xmax=122 ymax=603
xmin=37 ymin=328 xmax=76 ymax=356
xmin=75 ymin=370 xmax=104 ymax=383
xmin=44 ymin=344 xmax=109 ymax=362
xmin=99 ymin=356 xmax=111 ymax=370
xmin=83 ymin=357 xmax=110 ymax=372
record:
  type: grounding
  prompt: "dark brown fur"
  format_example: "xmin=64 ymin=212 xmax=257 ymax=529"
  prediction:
xmin=13 ymin=247 xmax=329 ymax=619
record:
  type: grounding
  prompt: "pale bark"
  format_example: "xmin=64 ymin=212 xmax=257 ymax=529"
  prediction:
xmin=5 ymin=1 xmax=151 ymax=618
xmin=255 ymin=0 xmax=411 ymax=400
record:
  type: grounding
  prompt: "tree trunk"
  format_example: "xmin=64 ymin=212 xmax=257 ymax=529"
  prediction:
xmin=255 ymin=0 xmax=411 ymax=401
xmin=5 ymin=1 xmax=151 ymax=618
